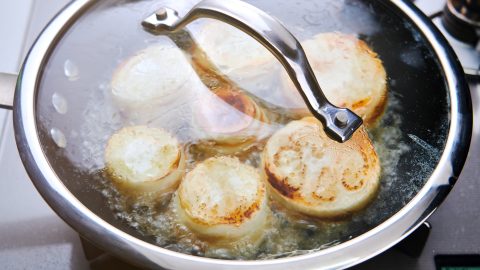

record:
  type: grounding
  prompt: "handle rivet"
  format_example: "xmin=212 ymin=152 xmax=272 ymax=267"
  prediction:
xmin=156 ymin=8 xmax=168 ymax=20
xmin=335 ymin=111 xmax=349 ymax=128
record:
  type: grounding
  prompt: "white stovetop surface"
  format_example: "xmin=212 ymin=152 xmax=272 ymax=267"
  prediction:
xmin=0 ymin=1 xmax=478 ymax=270
xmin=0 ymin=1 xmax=89 ymax=269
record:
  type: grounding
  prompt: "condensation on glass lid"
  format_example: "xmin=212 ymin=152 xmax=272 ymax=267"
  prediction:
xmin=52 ymin=92 xmax=68 ymax=114
xmin=50 ymin=128 xmax=67 ymax=148
xmin=64 ymin=59 xmax=80 ymax=81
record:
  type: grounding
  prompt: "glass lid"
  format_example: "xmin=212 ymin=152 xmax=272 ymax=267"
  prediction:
xmin=34 ymin=0 xmax=450 ymax=261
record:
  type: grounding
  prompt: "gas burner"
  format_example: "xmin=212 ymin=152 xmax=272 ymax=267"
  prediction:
xmin=424 ymin=0 xmax=480 ymax=78
xmin=442 ymin=0 xmax=480 ymax=46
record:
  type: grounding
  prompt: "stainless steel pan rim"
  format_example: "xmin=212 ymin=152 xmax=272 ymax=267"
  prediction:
xmin=13 ymin=0 xmax=472 ymax=269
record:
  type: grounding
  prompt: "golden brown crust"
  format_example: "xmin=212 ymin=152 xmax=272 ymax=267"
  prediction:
xmin=174 ymin=157 xmax=269 ymax=243
xmin=179 ymin=195 xmax=262 ymax=226
xmin=262 ymin=117 xmax=381 ymax=218
xmin=265 ymin=165 xmax=300 ymax=200
xmin=281 ymin=33 xmax=388 ymax=126
xmin=216 ymin=89 xmax=257 ymax=117
xmin=177 ymin=156 xmax=266 ymax=226
xmin=195 ymin=89 xmax=258 ymax=135
xmin=104 ymin=126 xmax=185 ymax=198
xmin=193 ymin=88 xmax=270 ymax=155
xmin=351 ymin=37 xmax=388 ymax=126
xmin=364 ymin=90 xmax=388 ymax=127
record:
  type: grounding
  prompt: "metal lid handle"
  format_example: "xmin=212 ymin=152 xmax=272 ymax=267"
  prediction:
xmin=0 ymin=73 xmax=16 ymax=110
xmin=142 ymin=0 xmax=363 ymax=142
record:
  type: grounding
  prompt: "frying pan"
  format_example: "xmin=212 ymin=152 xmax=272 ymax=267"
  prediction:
xmin=0 ymin=0 xmax=473 ymax=269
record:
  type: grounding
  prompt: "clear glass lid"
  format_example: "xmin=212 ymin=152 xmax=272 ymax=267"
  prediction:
xmin=34 ymin=0 xmax=450 ymax=261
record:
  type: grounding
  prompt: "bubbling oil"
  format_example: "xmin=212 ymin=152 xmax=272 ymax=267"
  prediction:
xmin=62 ymin=13 xmax=429 ymax=259
xmin=79 ymin=52 xmax=417 ymax=260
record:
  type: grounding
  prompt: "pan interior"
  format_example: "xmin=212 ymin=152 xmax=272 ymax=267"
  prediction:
xmin=35 ymin=0 xmax=449 ymax=260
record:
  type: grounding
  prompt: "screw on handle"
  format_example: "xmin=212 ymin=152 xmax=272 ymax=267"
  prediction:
xmin=142 ymin=0 xmax=363 ymax=142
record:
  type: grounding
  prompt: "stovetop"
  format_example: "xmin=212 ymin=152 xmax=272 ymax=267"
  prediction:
xmin=0 ymin=1 xmax=478 ymax=269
